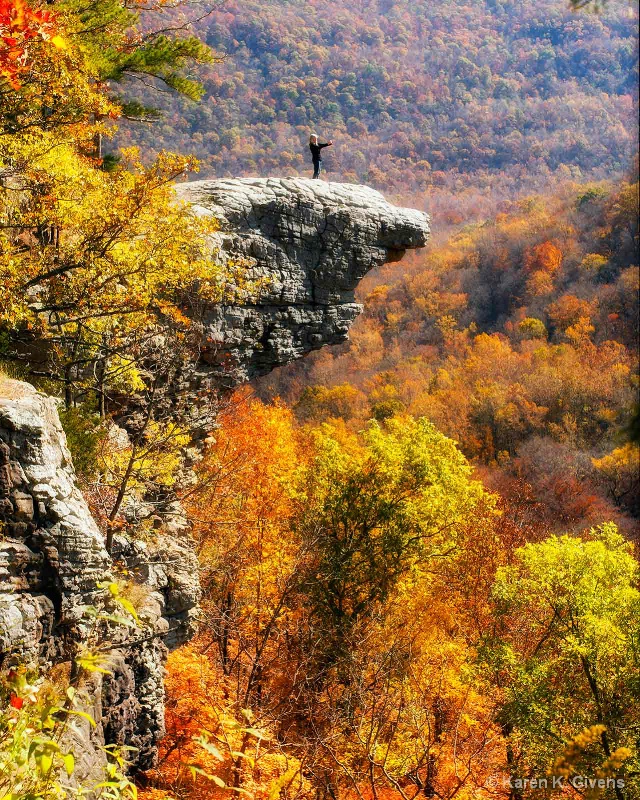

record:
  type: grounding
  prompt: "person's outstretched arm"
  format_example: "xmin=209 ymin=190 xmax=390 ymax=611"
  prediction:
xmin=319 ymin=140 xmax=334 ymax=149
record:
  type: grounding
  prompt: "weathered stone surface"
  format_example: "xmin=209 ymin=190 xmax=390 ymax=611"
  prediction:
xmin=0 ymin=378 xmax=110 ymax=664
xmin=101 ymin=642 xmax=167 ymax=771
xmin=111 ymin=532 xmax=201 ymax=650
xmin=177 ymin=178 xmax=430 ymax=383
xmin=0 ymin=378 xmax=201 ymax=784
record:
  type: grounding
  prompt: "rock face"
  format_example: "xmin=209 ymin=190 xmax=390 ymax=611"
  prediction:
xmin=177 ymin=178 xmax=430 ymax=383
xmin=0 ymin=378 xmax=201 ymax=781
xmin=0 ymin=378 xmax=109 ymax=665
xmin=0 ymin=378 xmax=110 ymax=782
xmin=0 ymin=181 xmax=429 ymax=782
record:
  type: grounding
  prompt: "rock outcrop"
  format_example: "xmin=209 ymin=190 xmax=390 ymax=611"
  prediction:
xmin=0 ymin=181 xmax=429 ymax=782
xmin=0 ymin=378 xmax=109 ymax=665
xmin=0 ymin=377 xmax=202 ymax=783
xmin=178 ymin=178 xmax=430 ymax=383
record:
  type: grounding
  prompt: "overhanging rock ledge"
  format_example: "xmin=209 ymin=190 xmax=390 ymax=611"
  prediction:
xmin=176 ymin=177 xmax=430 ymax=384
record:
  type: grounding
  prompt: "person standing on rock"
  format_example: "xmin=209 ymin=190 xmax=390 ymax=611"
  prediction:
xmin=309 ymin=134 xmax=333 ymax=179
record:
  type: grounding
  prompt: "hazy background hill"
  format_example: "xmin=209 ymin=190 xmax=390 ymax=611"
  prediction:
xmin=117 ymin=0 xmax=638 ymax=222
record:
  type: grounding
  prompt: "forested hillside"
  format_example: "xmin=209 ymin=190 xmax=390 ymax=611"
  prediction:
xmin=257 ymin=177 xmax=639 ymax=532
xmin=117 ymin=0 xmax=638 ymax=207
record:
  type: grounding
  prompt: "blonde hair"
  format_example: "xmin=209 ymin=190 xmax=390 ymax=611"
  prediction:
xmin=309 ymin=134 xmax=318 ymax=144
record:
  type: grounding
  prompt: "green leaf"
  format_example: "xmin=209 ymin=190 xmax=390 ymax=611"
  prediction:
xmin=38 ymin=752 xmax=53 ymax=775
xmin=102 ymin=612 xmax=137 ymax=628
xmin=114 ymin=594 xmax=140 ymax=623
xmin=76 ymin=651 xmax=113 ymax=675
xmin=194 ymin=736 xmax=224 ymax=761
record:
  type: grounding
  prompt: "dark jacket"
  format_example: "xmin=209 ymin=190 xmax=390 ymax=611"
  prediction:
xmin=310 ymin=142 xmax=330 ymax=162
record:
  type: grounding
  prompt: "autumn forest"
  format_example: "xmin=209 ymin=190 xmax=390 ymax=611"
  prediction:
xmin=0 ymin=0 xmax=638 ymax=799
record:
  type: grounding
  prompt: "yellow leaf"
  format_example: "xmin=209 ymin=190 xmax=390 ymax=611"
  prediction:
xmin=63 ymin=752 xmax=75 ymax=776
xmin=38 ymin=752 xmax=53 ymax=775
xmin=242 ymin=726 xmax=269 ymax=740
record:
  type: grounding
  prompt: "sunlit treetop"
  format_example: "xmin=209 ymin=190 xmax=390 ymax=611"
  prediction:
xmin=58 ymin=0 xmax=215 ymax=99
xmin=0 ymin=0 xmax=66 ymax=89
xmin=0 ymin=0 xmax=227 ymax=410
xmin=0 ymin=0 xmax=216 ymax=141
